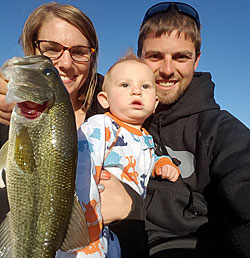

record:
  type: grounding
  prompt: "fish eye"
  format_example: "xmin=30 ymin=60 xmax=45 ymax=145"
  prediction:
xmin=42 ymin=68 xmax=54 ymax=76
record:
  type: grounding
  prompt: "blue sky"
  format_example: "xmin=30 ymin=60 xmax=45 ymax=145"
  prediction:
xmin=1 ymin=0 xmax=250 ymax=128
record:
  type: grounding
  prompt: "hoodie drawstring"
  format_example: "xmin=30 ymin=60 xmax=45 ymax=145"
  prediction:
xmin=158 ymin=115 xmax=169 ymax=156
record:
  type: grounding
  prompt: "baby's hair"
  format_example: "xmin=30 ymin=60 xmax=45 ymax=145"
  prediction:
xmin=102 ymin=49 xmax=148 ymax=90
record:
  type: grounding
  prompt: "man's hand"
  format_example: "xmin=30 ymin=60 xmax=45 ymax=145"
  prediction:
xmin=99 ymin=171 xmax=132 ymax=224
xmin=0 ymin=75 xmax=14 ymax=125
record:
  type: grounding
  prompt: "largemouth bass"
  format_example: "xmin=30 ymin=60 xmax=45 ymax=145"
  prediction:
xmin=0 ymin=56 xmax=89 ymax=257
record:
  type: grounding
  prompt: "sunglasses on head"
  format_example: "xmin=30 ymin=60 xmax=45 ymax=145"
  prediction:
xmin=142 ymin=2 xmax=200 ymax=30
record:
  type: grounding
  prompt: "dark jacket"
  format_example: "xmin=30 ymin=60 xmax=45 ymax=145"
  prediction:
xmin=144 ymin=72 xmax=250 ymax=257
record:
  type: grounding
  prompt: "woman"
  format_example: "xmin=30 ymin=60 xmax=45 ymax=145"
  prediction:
xmin=0 ymin=2 xmax=104 ymax=130
xmin=0 ymin=3 xmax=141 ymax=257
xmin=0 ymin=2 xmax=105 ymax=223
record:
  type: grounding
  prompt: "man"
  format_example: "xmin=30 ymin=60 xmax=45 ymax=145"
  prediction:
xmin=100 ymin=2 xmax=250 ymax=258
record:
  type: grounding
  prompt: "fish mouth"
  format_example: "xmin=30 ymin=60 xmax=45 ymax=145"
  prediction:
xmin=17 ymin=101 xmax=48 ymax=119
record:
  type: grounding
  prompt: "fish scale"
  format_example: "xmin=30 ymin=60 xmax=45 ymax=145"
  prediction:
xmin=1 ymin=55 xmax=80 ymax=258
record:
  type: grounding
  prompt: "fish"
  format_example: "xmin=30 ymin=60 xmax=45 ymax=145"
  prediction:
xmin=0 ymin=55 xmax=90 ymax=258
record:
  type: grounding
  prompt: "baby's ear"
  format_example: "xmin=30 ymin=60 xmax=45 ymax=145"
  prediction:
xmin=97 ymin=91 xmax=110 ymax=109
xmin=153 ymin=96 xmax=159 ymax=113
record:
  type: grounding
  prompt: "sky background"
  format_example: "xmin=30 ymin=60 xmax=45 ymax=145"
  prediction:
xmin=0 ymin=0 xmax=250 ymax=128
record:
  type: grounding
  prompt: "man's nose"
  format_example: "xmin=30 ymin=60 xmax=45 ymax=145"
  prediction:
xmin=159 ymin=57 xmax=174 ymax=75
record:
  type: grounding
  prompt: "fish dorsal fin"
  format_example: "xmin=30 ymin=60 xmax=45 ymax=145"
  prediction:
xmin=61 ymin=194 xmax=90 ymax=252
xmin=0 ymin=141 xmax=8 ymax=188
xmin=0 ymin=212 xmax=13 ymax=258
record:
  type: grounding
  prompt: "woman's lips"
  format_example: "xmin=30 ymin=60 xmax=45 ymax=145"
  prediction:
xmin=60 ymin=75 xmax=75 ymax=84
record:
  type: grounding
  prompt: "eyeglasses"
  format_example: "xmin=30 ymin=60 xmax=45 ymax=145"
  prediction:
xmin=142 ymin=2 xmax=200 ymax=30
xmin=34 ymin=40 xmax=95 ymax=63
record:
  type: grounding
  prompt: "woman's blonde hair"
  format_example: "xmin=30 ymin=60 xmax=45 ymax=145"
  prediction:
xmin=19 ymin=2 xmax=99 ymax=112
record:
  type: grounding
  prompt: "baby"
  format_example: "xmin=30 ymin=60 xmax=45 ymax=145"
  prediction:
xmin=75 ymin=52 xmax=180 ymax=257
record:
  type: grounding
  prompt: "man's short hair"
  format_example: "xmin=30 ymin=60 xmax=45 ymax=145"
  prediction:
xmin=137 ymin=6 xmax=201 ymax=59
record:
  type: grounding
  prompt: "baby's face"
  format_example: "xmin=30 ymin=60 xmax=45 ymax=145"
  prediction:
xmin=105 ymin=60 xmax=158 ymax=127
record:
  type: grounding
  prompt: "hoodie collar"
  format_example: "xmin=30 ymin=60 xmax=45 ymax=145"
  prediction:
xmin=151 ymin=72 xmax=220 ymax=126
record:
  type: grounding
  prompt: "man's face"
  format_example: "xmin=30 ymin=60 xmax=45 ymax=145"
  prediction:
xmin=141 ymin=30 xmax=200 ymax=105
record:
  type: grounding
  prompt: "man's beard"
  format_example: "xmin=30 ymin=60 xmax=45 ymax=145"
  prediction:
xmin=156 ymin=85 xmax=188 ymax=106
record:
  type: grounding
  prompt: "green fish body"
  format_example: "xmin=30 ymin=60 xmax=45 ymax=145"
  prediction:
xmin=0 ymin=56 xmax=89 ymax=257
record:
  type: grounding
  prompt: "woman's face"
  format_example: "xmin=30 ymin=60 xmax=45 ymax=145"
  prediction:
xmin=36 ymin=17 xmax=91 ymax=103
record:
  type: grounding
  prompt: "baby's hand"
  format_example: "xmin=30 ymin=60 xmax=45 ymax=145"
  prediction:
xmin=158 ymin=165 xmax=179 ymax=182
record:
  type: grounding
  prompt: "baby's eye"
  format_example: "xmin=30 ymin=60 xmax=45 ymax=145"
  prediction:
xmin=142 ymin=84 xmax=149 ymax=89
xmin=121 ymin=83 xmax=129 ymax=88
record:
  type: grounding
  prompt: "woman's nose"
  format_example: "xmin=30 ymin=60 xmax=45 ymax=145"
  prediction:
xmin=55 ymin=50 xmax=74 ymax=69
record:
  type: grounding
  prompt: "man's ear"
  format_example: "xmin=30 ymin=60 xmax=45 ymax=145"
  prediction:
xmin=97 ymin=91 xmax=110 ymax=109
xmin=194 ymin=52 xmax=201 ymax=70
